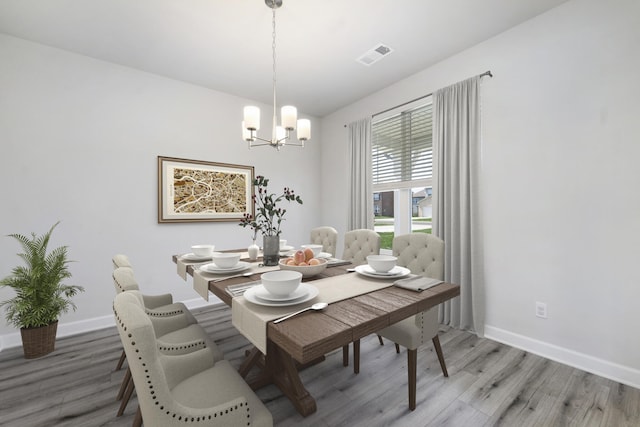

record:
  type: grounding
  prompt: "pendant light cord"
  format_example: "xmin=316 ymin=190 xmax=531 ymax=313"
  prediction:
xmin=271 ymin=5 xmax=278 ymax=141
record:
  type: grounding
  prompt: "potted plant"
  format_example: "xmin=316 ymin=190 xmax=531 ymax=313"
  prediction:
xmin=239 ymin=175 xmax=303 ymax=265
xmin=0 ymin=222 xmax=84 ymax=358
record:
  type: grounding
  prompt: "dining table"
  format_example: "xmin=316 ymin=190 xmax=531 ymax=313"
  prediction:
xmin=173 ymin=250 xmax=460 ymax=417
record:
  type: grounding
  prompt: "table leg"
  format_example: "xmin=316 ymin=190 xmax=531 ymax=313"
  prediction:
xmin=239 ymin=347 xmax=263 ymax=378
xmin=238 ymin=342 xmax=320 ymax=417
xmin=268 ymin=341 xmax=317 ymax=417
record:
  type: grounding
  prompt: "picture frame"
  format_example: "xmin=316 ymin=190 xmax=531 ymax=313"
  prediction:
xmin=157 ymin=156 xmax=254 ymax=223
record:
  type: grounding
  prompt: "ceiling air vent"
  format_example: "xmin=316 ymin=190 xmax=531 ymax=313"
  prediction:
xmin=356 ymin=43 xmax=393 ymax=66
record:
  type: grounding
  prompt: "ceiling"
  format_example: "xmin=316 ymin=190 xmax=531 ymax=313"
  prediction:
xmin=0 ymin=0 xmax=569 ymax=117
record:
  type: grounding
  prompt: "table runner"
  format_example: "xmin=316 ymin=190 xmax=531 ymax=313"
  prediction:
xmin=232 ymin=273 xmax=396 ymax=354
xmin=193 ymin=263 xmax=279 ymax=300
xmin=176 ymin=256 xmax=210 ymax=280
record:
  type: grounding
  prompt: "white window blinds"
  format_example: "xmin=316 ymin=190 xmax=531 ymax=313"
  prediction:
xmin=372 ymin=101 xmax=432 ymax=192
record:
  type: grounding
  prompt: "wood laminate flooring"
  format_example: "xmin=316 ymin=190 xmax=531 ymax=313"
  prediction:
xmin=0 ymin=304 xmax=638 ymax=426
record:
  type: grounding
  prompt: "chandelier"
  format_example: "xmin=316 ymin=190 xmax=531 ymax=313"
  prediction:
xmin=242 ymin=0 xmax=310 ymax=150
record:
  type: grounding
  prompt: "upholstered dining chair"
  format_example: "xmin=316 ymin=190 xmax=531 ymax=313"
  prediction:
xmin=340 ymin=228 xmax=381 ymax=371
xmin=310 ymin=226 xmax=338 ymax=257
xmin=112 ymin=253 xmax=133 ymax=269
xmin=112 ymin=267 xmax=224 ymax=417
xmin=113 ymin=288 xmax=225 ymax=418
xmin=341 ymin=228 xmax=381 ymax=265
xmin=375 ymin=233 xmax=448 ymax=410
xmin=113 ymin=292 xmax=273 ymax=427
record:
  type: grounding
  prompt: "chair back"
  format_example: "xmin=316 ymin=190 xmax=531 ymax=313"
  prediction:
xmin=113 ymin=266 xmax=140 ymax=294
xmin=342 ymin=229 xmax=381 ymax=265
xmin=112 ymin=254 xmax=133 ymax=269
xmin=310 ymin=226 xmax=338 ymax=257
xmin=392 ymin=233 xmax=444 ymax=337
xmin=392 ymin=233 xmax=444 ymax=280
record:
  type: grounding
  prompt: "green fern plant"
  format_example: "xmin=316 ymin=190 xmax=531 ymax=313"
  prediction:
xmin=0 ymin=222 xmax=84 ymax=329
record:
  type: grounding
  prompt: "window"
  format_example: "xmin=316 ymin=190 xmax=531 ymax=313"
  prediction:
xmin=372 ymin=99 xmax=433 ymax=250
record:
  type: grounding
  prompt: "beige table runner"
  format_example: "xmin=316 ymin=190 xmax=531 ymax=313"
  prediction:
xmin=232 ymin=273 xmax=395 ymax=354
xmin=176 ymin=255 xmax=211 ymax=280
xmin=193 ymin=263 xmax=279 ymax=301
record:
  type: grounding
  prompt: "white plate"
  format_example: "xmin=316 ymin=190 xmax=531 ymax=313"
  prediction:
xmin=355 ymin=264 xmax=411 ymax=279
xmin=317 ymin=252 xmax=332 ymax=259
xmin=181 ymin=253 xmax=212 ymax=261
xmin=244 ymin=284 xmax=319 ymax=307
xmin=252 ymin=284 xmax=309 ymax=302
xmin=201 ymin=261 xmax=251 ymax=274
xmin=279 ymin=245 xmax=295 ymax=253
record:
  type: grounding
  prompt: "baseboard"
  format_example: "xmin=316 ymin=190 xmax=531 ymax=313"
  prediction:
xmin=0 ymin=296 xmax=224 ymax=352
xmin=484 ymin=325 xmax=640 ymax=389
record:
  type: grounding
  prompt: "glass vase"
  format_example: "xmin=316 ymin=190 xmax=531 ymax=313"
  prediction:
xmin=262 ymin=234 xmax=280 ymax=266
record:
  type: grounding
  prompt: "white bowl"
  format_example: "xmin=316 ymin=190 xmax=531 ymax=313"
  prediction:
xmin=261 ymin=270 xmax=302 ymax=297
xmin=191 ymin=244 xmax=214 ymax=257
xmin=211 ymin=252 xmax=241 ymax=269
xmin=279 ymin=258 xmax=328 ymax=278
xmin=366 ymin=255 xmax=397 ymax=273
xmin=300 ymin=244 xmax=323 ymax=257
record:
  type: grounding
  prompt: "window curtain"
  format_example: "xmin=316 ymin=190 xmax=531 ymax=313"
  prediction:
xmin=347 ymin=117 xmax=373 ymax=230
xmin=432 ymin=76 xmax=485 ymax=337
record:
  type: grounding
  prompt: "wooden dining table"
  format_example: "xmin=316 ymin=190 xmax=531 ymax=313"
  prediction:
xmin=173 ymin=253 xmax=460 ymax=417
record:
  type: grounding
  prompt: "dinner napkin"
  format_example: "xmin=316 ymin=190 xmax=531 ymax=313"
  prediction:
xmin=393 ymin=275 xmax=443 ymax=292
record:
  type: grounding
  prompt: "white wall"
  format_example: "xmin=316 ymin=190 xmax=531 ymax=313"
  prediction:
xmin=0 ymin=34 xmax=322 ymax=349
xmin=320 ymin=0 xmax=640 ymax=387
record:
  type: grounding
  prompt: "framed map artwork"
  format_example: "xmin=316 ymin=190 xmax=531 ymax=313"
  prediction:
xmin=157 ymin=156 xmax=255 ymax=223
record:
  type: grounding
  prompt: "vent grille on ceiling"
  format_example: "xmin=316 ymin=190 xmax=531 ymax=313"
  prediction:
xmin=356 ymin=43 xmax=393 ymax=66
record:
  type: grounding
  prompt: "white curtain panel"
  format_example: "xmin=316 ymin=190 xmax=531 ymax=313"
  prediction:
xmin=433 ymin=76 xmax=485 ymax=337
xmin=347 ymin=117 xmax=374 ymax=230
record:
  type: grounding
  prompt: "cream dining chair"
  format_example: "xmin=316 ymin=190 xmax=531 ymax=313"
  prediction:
xmin=375 ymin=233 xmax=448 ymax=410
xmin=340 ymin=228 xmax=381 ymax=372
xmin=113 ymin=291 xmax=273 ymax=427
xmin=112 ymin=266 xmax=224 ymax=417
xmin=341 ymin=228 xmax=381 ymax=265
xmin=310 ymin=226 xmax=338 ymax=257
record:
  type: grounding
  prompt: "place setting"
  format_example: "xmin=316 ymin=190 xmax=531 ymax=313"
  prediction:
xmin=354 ymin=254 xmax=411 ymax=279
xmin=242 ymin=270 xmax=319 ymax=307
xmin=198 ymin=252 xmax=252 ymax=275
xmin=180 ymin=244 xmax=216 ymax=262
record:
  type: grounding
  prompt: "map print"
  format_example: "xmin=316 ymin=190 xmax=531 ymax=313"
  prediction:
xmin=172 ymin=168 xmax=248 ymax=214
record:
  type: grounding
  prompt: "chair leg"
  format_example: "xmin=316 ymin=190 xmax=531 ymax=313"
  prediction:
xmin=377 ymin=335 xmax=384 ymax=346
xmin=432 ymin=335 xmax=448 ymax=377
xmin=407 ymin=348 xmax=417 ymax=411
xmin=132 ymin=405 xmax=142 ymax=427
xmin=353 ymin=340 xmax=360 ymax=374
xmin=342 ymin=345 xmax=349 ymax=367
xmin=116 ymin=367 xmax=131 ymax=401
xmin=115 ymin=349 xmax=126 ymax=371
xmin=117 ymin=375 xmax=135 ymax=416
xmin=395 ymin=343 xmax=400 ymax=353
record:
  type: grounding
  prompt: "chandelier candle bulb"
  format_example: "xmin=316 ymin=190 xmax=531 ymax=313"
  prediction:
xmin=281 ymin=106 xmax=297 ymax=130
xmin=244 ymin=106 xmax=260 ymax=130
xmin=297 ymin=119 xmax=311 ymax=140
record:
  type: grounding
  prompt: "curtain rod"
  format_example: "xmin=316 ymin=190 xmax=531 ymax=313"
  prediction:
xmin=344 ymin=70 xmax=492 ymax=127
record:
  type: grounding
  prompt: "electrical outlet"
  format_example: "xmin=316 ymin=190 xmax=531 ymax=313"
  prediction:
xmin=535 ymin=302 xmax=548 ymax=319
